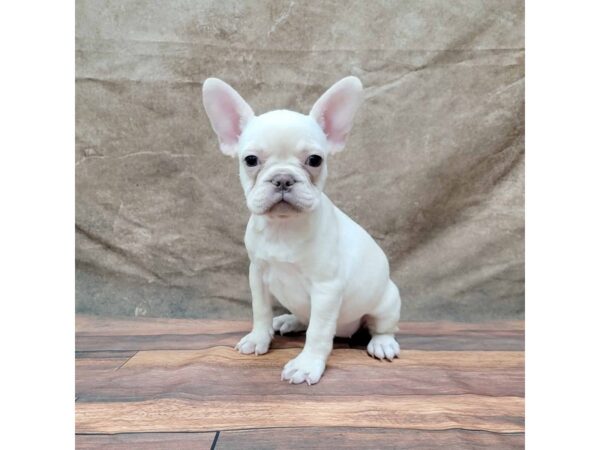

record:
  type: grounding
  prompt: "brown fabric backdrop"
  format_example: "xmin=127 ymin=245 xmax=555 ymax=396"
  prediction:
xmin=75 ymin=0 xmax=524 ymax=321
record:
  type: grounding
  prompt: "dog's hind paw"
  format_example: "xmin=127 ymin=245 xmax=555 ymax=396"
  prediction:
xmin=367 ymin=334 xmax=400 ymax=361
xmin=235 ymin=330 xmax=273 ymax=355
xmin=272 ymin=314 xmax=307 ymax=335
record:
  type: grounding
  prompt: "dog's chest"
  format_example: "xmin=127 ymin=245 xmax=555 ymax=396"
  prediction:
xmin=264 ymin=262 xmax=311 ymax=321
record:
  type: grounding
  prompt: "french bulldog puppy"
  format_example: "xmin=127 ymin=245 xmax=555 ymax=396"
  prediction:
xmin=202 ymin=76 xmax=401 ymax=385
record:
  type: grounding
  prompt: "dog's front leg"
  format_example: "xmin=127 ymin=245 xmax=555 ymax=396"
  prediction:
xmin=235 ymin=261 xmax=274 ymax=355
xmin=281 ymin=282 xmax=342 ymax=385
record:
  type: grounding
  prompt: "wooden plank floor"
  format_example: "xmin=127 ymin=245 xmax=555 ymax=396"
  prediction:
xmin=75 ymin=315 xmax=524 ymax=449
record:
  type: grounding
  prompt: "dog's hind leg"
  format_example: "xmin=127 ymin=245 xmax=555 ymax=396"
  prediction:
xmin=365 ymin=280 xmax=401 ymax=361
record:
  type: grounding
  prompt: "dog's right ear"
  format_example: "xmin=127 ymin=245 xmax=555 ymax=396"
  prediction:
xmin=202 ymin=78 xmax=255 ymax=156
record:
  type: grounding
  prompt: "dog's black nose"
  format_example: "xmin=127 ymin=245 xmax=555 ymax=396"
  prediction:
xmin=271 ymin=174 xmax=296 ymax=191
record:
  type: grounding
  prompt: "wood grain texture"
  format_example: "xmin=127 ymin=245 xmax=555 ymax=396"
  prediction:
xmin=76 ymin=432 xmax=216 ymax=449
xmin=76 ymin=314 xmax=523 ymax=336
xmin=217 ymin=427 xmax=525 ymax=450
xmin=76 ymin=353 xmax=136 ymax=383
xmin=123 ymin=347 xmax=523 ymax=370
xmin=76 ymin=366 xmax=523 ymax=401
xmin=75 ymin=315 xmax=525 ymax=448
xmin=76 ymin=329 xmax=523 ymax=352
xmin=75 ymin=333 xmax=350 ymax=352
xmin=76 ymin=350 xmax=137 ymax=359
xmin=75 ymin=314 xmax=524 ymax=353
xmin=76 ymin=395 xmax=524 ymax=434
xmin=76 ymin=314 xmax=252 ymax=336
xmin=76 ymin=358 xmax=129 ymax=372
xmin=76 ymin=347 xmax=523 ymax=401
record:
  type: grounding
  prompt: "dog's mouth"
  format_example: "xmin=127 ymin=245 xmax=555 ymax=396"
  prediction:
xmin=267 ymin=198 xmax=302 ymax=215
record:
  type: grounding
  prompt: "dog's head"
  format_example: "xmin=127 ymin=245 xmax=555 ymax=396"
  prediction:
xmin=202 ymin=77 xmax=363 ymax=217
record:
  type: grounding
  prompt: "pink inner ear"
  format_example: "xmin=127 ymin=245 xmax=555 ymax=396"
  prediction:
xmin=321 ymin=90 xmax=352 ymax=145
xmin=323 ymin=92 xmax=346 ymax=142
xmin=210 ymin=90 xmax=243 ymax=146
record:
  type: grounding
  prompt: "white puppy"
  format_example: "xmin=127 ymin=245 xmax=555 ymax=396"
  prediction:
xmin=202 ymin=76 xmax=401 ymax=385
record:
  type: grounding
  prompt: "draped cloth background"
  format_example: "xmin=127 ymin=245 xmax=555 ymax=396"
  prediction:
xmin=76 ymin=0 xmax=524 ymax=321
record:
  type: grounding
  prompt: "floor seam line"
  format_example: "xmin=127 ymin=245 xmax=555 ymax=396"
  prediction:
xmin=210 ymin=430 xmax=220 ymax=450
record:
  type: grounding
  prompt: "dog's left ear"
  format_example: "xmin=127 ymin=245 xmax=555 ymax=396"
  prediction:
xmin=309 ymin=76 xmax=363 ymax=154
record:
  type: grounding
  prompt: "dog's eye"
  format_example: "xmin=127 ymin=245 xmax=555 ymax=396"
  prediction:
xmin=306 ymin=155 xmax=323 ymax=167
xmin=244 ymin=155 xmax=259 ymax=167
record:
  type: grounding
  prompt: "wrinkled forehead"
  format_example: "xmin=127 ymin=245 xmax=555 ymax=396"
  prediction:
xmin=239 ymin=110 xmax=327 ymax=157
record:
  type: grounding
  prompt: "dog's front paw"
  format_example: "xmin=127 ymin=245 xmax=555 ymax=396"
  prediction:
xmin=367 ymin=334 xmax=400 ymax=361
xmin=281 ymin=352 xmax=326 ymax=385
xmin=235 ymin=330 xmax=273 ymax=355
